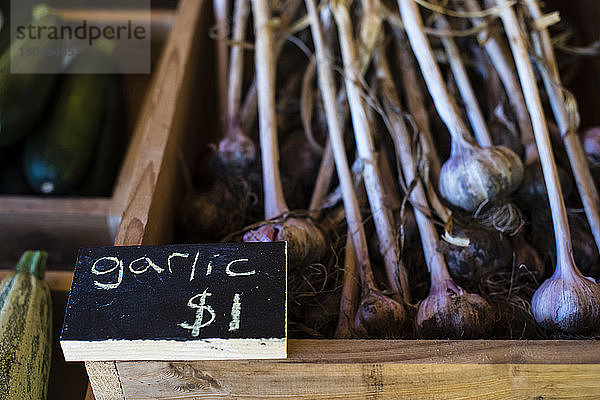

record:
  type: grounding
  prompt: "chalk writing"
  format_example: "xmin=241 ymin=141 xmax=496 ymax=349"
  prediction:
xmin=168 ymin=252 xmax=189 ymax=273
xmin=229 ymin=293 xmax=242 ymax=332
xmin=91 ymin=253 xmax=260 ymax=290
xmin=189 ymin=252 xmax=200 ymax=281
xmin=79 ymin=243 xmax=285 ymax=340
xmin=129 ymin=256 xmax=164 ymax=274
xmin=226 ymin=258 xmax=255 ymax=277
xmin=178 ymin=288 xmax=216 ymax=337
xmin=91 ymin=257 xmax=123 ymax=290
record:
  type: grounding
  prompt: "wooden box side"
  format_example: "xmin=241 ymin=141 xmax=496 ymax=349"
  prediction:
xmin=112 ymin=0 xmax=208 ymax=248
xmin=85 ymin=0 xmax=600 ymax=398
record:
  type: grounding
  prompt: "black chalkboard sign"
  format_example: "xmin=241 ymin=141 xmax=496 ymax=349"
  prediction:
xmin=60 ymin=242 xmax=287 ymax=361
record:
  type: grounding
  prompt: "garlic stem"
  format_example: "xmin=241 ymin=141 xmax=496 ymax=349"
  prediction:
xmin=214 ymin=0 xmax=230 ymax=137
xmin=252 ymin=0 xmax=288 ymax=218
xmin=300 ymin=58 xmax=324 ymax=155
xmin=309 ymin=17 xmax=378 ymax=216
xmin=463 ymin=0 xmax=536 ymax=161
xmin=375 ymin=45 xmax=451 ymax=286
xmin=309 ymin=140 xmax=334 ymax=213
xmin=305 ymin=0 xmax=376 ymax=290
xmin=436 ymin=16 xmax=493 ymax=147
xmin=393 ymin=30 xmax=453 ymax=228
xmin=377 ymin=45 xmax=493 ymax=339
xmin=241 ymin=0 xmax=304 ymax=134
xmin=226 ymin=0 xmax=250 ymax=137
xmin=523 ymin=0 xmax=600 ymax=258
xmin=495 ymin=0 xmax=576 ymax=276
xmin=392 ymin=30 xmax=441 ymax=181
xmin=335 ymin=233 xmax=361 ymax=338
xmin=396 ymin=0 xmax=475 ymax=148
xmin=332 ymin=0 xmax=410 ymax=301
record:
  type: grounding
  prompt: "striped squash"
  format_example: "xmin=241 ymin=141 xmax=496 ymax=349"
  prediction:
xmin=0 ymin=251 xmax=52 ymax=399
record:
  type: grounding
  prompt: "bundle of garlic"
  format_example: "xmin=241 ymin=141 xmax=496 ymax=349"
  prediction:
xmin=178 ymin=0 xmax=600 ymax=338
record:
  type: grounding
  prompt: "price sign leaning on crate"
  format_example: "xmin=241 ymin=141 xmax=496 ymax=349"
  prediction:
xmin=61 ymin=242 xmax=287 ymax=361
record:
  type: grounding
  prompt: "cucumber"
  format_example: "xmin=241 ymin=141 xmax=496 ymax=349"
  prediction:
xmin=0 ymin=6 xmax=62 ymax=147
xmin=78 ymin=74 xmax=127 ymax=196
xmin=24 ymin=42 xmax=116 ymax=194
xmin=0 ymin=250 xmax=52 ymax=399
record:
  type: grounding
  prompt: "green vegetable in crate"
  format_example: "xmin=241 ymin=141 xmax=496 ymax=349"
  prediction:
xmin=78 ymin=74 xmax=126 ymax=196
xmin=0 ymin=5 xmax=62 ymax=147
xmin=24 ymin=40 xmax=117 ymax=194
xmin=0 ymin=250 xmax=52 ymax=399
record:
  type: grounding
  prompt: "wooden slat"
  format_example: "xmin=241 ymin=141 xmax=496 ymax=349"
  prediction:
xmin=0 ymin=270 xmax=73 ymax=292
xmin=86 ymin=362 xmax=123 ymax=400
xmin=0 ymin=196 xmax=111 ymax=215
xmin=87 ymin=340 xmax=600 ymax=399
xmin=116 ymin=361 xmax=600 ymax=399
xmin=113 ymin=0 xmax=206 ymax=247
xmin=84 ymin=385 xmax=95 ymax=400
xmin=275 ymin=339 xmax=600 ymax=364
xmin=0 ymin=198 xmax=113 ymax=268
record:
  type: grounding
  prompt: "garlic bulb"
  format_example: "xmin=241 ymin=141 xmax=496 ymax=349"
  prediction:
xmin=394 ymin=0 xmax=523 ymax=213
xmin=516 ymin=163 xmax=573 ymax=211
xmin=244 ymin=217 xmax=328 ymax=268
xmin=181 ymin=181 xmax=244 ymax=241
xmin=441 ymin=224 xmax=512 ymax=285
xmin=217 ymin=124 xmax=257 ymax=174
xmin=531 ymin=261 xmax=600 ymax=335
xmin=439 ymin=143 xmax=524 ymax=212
xmin=583 ymin=127 xmax=600 ymax=169
xmin=511 ymin=234 xmax=544 ymax=280
xmin=416 ymin=279 xmax=493 ymax=339
xmin=354 ymin=289 xmax=407 ymax=338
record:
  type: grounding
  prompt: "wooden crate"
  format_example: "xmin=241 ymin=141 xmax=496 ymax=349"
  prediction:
xmin=0 ymin=7 xmax=174 ymax=269
xmin=75 ymin=0 xmax=600 ymax=398
xmin=0 ymin=3 xmax=183 ymax=400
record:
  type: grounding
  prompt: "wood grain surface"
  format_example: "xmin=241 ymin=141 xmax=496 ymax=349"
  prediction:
xmin=84 ymin=340 xmax=600 ymax=399
xmin=116 ymin=362 xmax=600 ymax=399
xmin=113 ymin=0 xmax=206 ymax=248
xmin=0 ymin=270 xmax=73 ymax=291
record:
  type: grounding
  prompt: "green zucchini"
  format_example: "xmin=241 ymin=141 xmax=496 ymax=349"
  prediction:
xmin=0 ymin=250 xmax=52 ymax=399
xmin=24 ymin=41 xmax=116 ymax=194
xmin=0 ymin=6 xmax=62 ymax=147
xmin=78 ymin=74 xmax=127 ymax=196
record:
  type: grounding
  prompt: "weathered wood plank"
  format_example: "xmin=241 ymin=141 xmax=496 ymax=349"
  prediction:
xmin=116 ymin=361 xmax=600 ymax=399
xmin=113 ymin=0 xmax=206 ymax=247
xmin=85 ymin=384 xmax=95 ymax=400
xmin=275 ymin=339 xmax=600 ymax=364
xmin=86 ymin=340 xmax=600 ymax=399
xmin=0 ymin=270 xmax=73 ymax=292
xmin=85 ymin=362 xmax=123 ymax=400
xmin=0 ymin=197 xmax=113 ymax=268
